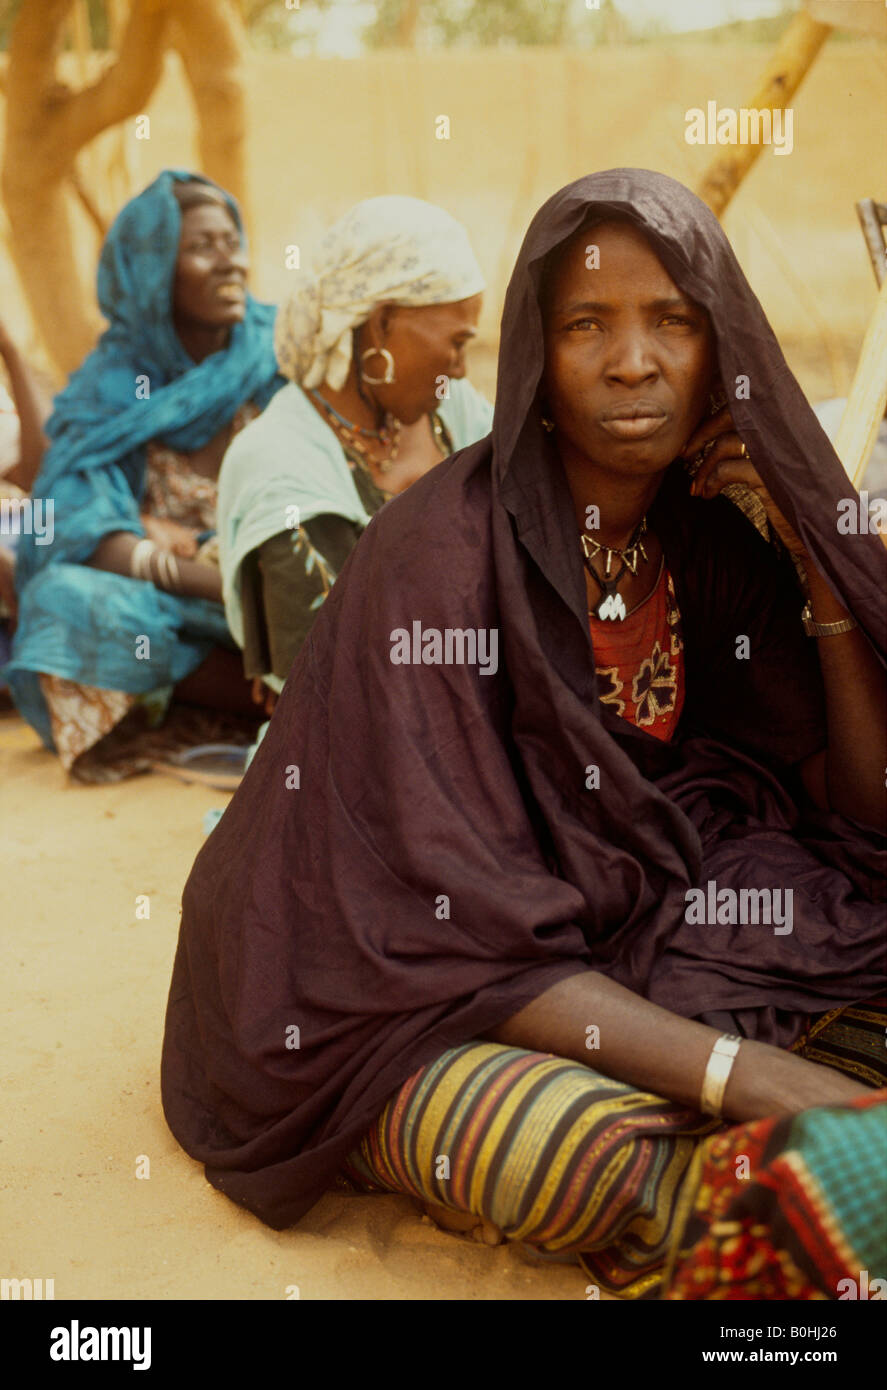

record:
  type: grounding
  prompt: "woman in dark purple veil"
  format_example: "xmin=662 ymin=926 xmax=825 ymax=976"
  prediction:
xmin=162 ymin=170 xmax=886 ymax=1299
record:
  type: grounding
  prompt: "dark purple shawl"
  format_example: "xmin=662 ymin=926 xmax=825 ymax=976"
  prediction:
xmin=161 ymin=170 xmax=886 ymax=1230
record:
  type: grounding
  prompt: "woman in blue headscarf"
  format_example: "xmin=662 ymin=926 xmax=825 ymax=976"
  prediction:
xmin=6 ymin=170 xmax=284 ymax=781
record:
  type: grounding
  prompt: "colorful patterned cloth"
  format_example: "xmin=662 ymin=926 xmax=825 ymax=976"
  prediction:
xmin=788 ymin=996 xmax=887 ymax=1089
xmin=341 ymin=1001 xmax=887 ymax=1300
xmin=665 ymin=1091 xmax=887 ymax=1300
xmin=590 ymin=562 xmax=685 ymax=742
xmin=340 ymin=1040 xmax=719 ymax=1299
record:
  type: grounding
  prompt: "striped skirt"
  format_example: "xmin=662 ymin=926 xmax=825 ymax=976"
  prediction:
xmin=340 ymin=998 xmax=887 ymax=1298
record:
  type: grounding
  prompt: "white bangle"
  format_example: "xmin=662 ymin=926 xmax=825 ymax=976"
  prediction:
xmin=154 ymin=548 xmax=177 ymax=593
xmin=165 ymin=551 xmax=182 ymax=594
xmin=130 ymin=538 xmax=157 ymax=581
xmin=700 ymin=1033 xmax=742 ymax=1117
xmin=165 ymin=550 xmax=183 ymax=594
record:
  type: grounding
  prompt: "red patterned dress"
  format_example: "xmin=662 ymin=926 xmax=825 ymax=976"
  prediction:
xmin=588 ymin=558 xmax=684 ymax=742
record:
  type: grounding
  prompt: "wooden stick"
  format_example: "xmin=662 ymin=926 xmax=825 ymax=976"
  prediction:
xmin=856 ymin=199 xmax=887 ymax=289
xmin=833 ymin=274 xmax=887 ymax=491
xmin=696 ymin=10 xmax=831 ymax=218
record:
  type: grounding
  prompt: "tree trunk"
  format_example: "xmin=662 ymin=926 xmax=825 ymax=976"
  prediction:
xmin=168 ymin=1 xmax=248 ymax=217
xmin=2 ymin=0 xmax=170 ymax=375
xmin=1 ymin=0 xmax=249 ymax=378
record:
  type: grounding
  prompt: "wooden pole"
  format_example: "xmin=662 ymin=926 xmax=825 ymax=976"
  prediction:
xmin=695 ymin=10 xmax=831 ymax=218
xmin=106 ymin=0 xmax=139 ymax=210
xmin=833 ymin=275 xmax=887 ymax=491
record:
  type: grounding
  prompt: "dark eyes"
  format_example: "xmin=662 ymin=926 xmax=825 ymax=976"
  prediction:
xmin=186 ymin=236 xmax=242 ymax=254
xmin=567 ymin=314 xmax=695 ymax=331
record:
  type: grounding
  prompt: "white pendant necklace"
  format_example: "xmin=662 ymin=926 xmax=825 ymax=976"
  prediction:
xmin=581 ymin=516 xmax=649 ymax=621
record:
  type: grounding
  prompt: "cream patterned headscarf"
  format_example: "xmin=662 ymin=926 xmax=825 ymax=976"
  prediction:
xmin=274 ymin=196 xmax=486 ymax=391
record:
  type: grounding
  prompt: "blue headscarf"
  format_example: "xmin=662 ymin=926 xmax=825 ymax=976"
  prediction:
xmin=17 ymin=168 xmax=283 ymax=588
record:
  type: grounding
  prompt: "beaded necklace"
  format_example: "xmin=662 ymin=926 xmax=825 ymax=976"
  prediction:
xmin=580 ymin=516 xmax=650 ymax=621
xmin=310 ymin=389 xmax=401 ymax=473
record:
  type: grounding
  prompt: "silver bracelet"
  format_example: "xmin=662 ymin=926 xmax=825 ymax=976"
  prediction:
xmin=699 ymin=1033 xmax=742 ymax=1117
xmin=130 ymin=538 xmax=157 ymax=582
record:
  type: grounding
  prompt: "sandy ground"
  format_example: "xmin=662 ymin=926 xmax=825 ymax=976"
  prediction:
xmin=0 ymin=707 xmax=591 ymax=1301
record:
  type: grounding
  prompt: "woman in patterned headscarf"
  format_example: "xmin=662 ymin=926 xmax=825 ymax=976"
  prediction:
xmin=217 ymin=195 xmax=493 ymax=697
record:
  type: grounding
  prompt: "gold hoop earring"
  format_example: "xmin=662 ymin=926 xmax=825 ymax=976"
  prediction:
xmin=360 ymin=347 xmax=396 ymax=386
xmin=541 ymin=416 xmax=555 ymax=433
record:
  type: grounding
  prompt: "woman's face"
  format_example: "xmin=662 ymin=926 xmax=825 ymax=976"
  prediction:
xmin=542 ymin=220 xmax=715 ymax=477
xmin=172 ymin=204 xmax=250 ymax=332
xmin=361 ymin=295 xmax=483 ymax=424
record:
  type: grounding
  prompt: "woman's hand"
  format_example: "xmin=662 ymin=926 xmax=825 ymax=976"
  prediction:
xmin=141 ymin=514 xmax=200 ymax=558
xmin=681 ymin=405 xmax=806 ymax=556
xmin=486 ymin=971 xmax=878 ymax=1129
xmin=251 ymin=678 xmax=278 ymax=716
xmin=0 ymin=546 xmax=17 ymax=625
xmin=724 ymin=1038 xmax=872 ymax=1122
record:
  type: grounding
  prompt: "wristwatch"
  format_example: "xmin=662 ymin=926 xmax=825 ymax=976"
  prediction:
xmin=801 ymin=601 xmax=857 ymax=638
